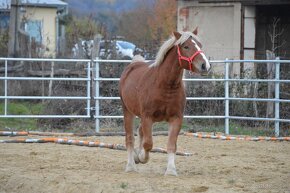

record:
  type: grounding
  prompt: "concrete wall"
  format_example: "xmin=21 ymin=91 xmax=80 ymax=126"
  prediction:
xmin=20 ymin=7 xmax=57 ymax=57
xmin=177 ymin=1 xmax=242 ymax=75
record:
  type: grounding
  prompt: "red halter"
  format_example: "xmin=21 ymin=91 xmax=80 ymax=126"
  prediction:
xmin=177 ymin=45 xmax=204 ymax=71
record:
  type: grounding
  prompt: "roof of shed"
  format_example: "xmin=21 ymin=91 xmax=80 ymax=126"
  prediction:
xmin=179 ymin=0 xmax=290 ymax=5
xmin=0 ymin=0 xmax=67 ymax=10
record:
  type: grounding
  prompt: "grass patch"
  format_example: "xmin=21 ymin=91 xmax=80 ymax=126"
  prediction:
xmin=185 ymin=120 xmax=275 ymax=136
xmin=0 ymin=102 xmax=43 ymax=130
xmin=0 ymin=102 xmax=279 ymax=136
xmin=227 ymin=178 xmax=236 ymax=185
xmin=120 ymin=182 xmax=128 ymax=189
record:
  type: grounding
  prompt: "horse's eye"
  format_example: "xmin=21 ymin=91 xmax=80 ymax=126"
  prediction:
xmin=183 ymin=46 xmax=189 ymax=50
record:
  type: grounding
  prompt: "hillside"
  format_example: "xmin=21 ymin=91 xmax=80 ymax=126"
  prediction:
xmin=66 ymin=0 xmax=153 ymax=15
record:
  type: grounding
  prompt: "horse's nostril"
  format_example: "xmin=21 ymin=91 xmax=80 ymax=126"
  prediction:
xmin=201 ymin=63 xmax=206 ymax=70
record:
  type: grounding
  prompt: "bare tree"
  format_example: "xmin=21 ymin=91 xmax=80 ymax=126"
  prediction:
xmin=265 ymin=17 xmax=286 ymax=128
xmin=268 ymin=17 xmax=286 ymax=53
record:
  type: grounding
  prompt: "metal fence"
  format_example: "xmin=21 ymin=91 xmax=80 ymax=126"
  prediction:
xmin=94 ymin=58 xmax=290 ymax=137
xmin=0 ymin=58 xmax=92 ymax=118
xmin=1 ymin=57 xmax=290 ymax=137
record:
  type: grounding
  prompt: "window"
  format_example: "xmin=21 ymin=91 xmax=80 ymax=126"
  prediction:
xmin=0 ymin=13 xmax=10 ymax=29
xmin=25 ymin=20 xmax=42 ymax=43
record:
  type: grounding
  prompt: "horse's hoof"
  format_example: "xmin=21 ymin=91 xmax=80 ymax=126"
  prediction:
xmin=125 ymin=164 xmax=137 ymax=173
xmin=138 ymin=157 xmax=149 ymax=164
xmin=137 ymin=149 xmax=149 ymax=164
xmin=165 ymin=169 xmax=178 ymax=176
xmin=133 ymin=149 xmax=140 ymax=164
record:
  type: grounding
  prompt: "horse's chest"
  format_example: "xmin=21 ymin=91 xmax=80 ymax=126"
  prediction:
xmin=141 ymin=90 xmax=185 ymax=121
xmin=152 ymin=106 xmax=177 ymax=120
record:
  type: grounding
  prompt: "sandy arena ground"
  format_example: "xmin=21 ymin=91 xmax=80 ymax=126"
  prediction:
xmin=0 ymin=135 xmax=289 ymax=193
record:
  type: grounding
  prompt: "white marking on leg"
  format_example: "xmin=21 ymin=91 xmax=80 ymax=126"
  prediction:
xmin=133 ymin=148 xmax=140 ymax=164
xmin=126 ymin=148 xmax=137 ymax=172
xmin=139 ymin=148 xmax=145 ymax=161
xmin=165 ymin=153 xmax=177 ymax=176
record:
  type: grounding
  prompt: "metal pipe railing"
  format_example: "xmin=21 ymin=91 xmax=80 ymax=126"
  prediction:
xmin=274 ymin=58 xmax=280 ymax=136
xmin=94 ymin=59 xmax=290 ymax=136
xmin=0 ymin=58 xmax=91 ymax=118
xmin=94 ymin=57 xmax=100 ymax=132
xmin=1 ymin=58 xmax=289 ymax=136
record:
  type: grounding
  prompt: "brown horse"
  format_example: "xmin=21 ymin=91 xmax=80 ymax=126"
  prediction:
xmin=119 ymin=29 xmax=210 ymax=176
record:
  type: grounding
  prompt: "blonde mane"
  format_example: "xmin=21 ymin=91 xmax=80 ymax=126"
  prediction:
xmin=150 ymin=31 xmax=200 ymax=67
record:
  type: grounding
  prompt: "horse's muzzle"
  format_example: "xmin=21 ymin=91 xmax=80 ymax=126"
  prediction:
xmin=201 ymin=63 xmax=212 ymax=76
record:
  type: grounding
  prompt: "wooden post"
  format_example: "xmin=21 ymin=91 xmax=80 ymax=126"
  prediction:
xmin=48 ymin=61 xmax=55 ymax=97
xmin=266 ymin=50 xmax=275 ymax=129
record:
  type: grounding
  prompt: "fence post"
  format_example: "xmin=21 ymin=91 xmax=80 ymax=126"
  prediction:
xmin=95 ymin=57 xmax=100 ymax=132
xmin=4 ymin=60 xmax=8 ymax=116
xmin=86 ymin=61 xmax=91 ymax=117
xmin=225 ymin=58 xmax=230 ymax=135
xmin=274 ymin=57 xmax=280 ymax=137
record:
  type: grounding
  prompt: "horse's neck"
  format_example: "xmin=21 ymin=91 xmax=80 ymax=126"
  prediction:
xmin=156 ymin=47 xmax=184 ymax=89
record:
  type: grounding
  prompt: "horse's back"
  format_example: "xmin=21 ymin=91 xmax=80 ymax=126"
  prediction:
xmin=120 ymin=61 xmax=148 ymax=84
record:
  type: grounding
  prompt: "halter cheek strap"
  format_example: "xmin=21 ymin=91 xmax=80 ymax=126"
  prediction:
xmin=177 ymin=46 xmax=204 ymax=71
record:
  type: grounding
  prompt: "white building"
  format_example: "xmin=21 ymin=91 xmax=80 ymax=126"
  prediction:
xmin=177 ymin=0 xmax=290 ymax=76
xmin=0 ymin=0 xmax=68 ymax=57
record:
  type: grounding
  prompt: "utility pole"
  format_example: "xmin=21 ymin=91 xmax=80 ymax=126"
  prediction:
xmin=8 ymin=0 xmax=19 ymax=57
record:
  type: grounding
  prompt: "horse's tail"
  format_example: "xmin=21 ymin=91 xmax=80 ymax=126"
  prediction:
xmin=132 ymin=55 xmax=145 ymax=63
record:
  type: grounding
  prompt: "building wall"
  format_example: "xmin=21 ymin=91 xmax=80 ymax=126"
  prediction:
xmin=177 ymin=1 xmax=242 ymax=75
xmin=20 ymin=7 xmax=57 ymax=57
xmin=243 ymin=6 xmax=256 ymax=74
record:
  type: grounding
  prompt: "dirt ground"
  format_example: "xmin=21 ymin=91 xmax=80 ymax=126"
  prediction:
xmin=0 ymin=135 xmax=289 ymax=193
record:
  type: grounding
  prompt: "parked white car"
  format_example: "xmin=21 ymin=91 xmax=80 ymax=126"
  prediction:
xmin=99 ymin=40 xmax=141 ymax=59
xmin=72 ymin=39 xmax=142 ymax=59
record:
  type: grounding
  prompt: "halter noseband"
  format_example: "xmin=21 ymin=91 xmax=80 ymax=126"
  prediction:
xmin=177 ymin=45 xmax=204 ymax=71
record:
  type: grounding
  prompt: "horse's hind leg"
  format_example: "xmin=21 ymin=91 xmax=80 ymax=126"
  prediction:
xmin=123 ymin=108 xmax=137 ymax=172
xmin=165 ymin=118 xmax=182 ymax=176
xmin=137 ymin=118 xmax=153 ymax=164
xmin=136 ymin=125 xmax=143 ymax=158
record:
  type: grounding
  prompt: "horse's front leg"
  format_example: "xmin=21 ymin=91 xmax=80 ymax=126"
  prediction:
xmin=165 ymin=118 xmax=182 ymax=176
xmin=138 ymin=118 xmax=153 ymax=164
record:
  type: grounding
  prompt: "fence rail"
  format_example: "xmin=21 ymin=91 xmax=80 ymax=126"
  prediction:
xmin=1 ymin=57 xmax=290 ymax=137
xmin=0 ymin=58 xmax=91 ymax=118
xmin=94 ymin=58 xmax=290 ymax=137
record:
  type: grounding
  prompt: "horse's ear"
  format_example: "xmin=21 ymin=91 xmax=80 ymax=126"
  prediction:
xmin=193 ymin=27 xmax=198 ymax=35
xmin=173 ymin=31 xmax=181 ymax=40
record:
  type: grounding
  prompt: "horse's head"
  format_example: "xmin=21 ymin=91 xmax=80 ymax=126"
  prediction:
xmin=173 ymin=28 xmax=211 ymax=75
